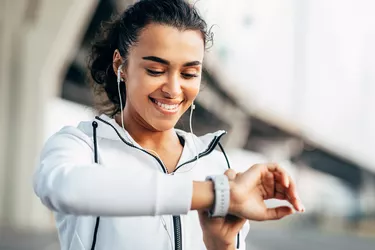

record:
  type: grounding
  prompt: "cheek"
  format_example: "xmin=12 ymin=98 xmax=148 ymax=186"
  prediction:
xmin=183 ymin=80 xmax=201 ymax=101
xmin=126 ymin=73 xmax=154 ymax=100
xmin=124 ymin=84 xmax=145 ymax=113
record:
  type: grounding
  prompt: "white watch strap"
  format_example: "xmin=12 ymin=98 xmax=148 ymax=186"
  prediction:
xmin=205 ymin=175 xmax=230 ymax=217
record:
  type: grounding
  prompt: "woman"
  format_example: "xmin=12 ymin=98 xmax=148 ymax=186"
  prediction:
xmin=33 ymin=0 xmax=305 ymax=249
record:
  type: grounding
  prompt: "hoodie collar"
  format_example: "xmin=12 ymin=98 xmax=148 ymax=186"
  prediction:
xmin=88 ymin=114 xmax=226 ymax=156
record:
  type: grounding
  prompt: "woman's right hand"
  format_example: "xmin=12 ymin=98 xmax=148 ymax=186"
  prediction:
xmin=227 ymin=163 xmax=305 ymax=221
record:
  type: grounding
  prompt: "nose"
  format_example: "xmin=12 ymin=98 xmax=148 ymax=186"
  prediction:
xmin=161 ymin=73 xmax=182 ymax=98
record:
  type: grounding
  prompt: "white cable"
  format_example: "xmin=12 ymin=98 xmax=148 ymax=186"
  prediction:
xmin=117 ymin=66 xmax=199 ymax=248
xmin=189 ymin=103 xmax=195 ymax=134
xmin=117 ymin=65 xmax=162 ymax=158
xmin=176 ymin=103 xmax=200 ymax=174
xmin=117 ymin=65 xmax=133 ymax=145
xmin=117 ymin=66 xmax=197 ymax=167
xmin=160 ymin=216 xmax=174 ymax=250
xmin=188 ymin=102 xmax=199 ymax=166
xmin=117 ymin=66 xmax=186 ymax=250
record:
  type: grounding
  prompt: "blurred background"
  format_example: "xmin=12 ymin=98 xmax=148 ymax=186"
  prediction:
xmin=1 ymin=0 xmax=375 ymax=249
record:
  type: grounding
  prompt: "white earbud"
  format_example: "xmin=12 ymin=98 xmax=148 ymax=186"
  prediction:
xmin=191 ymin=102 xmax=196 ymax=110
xmin=117 ymin=65 xmax=123 ymax=85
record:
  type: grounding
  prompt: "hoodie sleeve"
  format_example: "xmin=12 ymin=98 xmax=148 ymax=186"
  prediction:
xmin=33 ymin=127 xmax=193 ymax=216
xmin=237 ymin=221 xmax=250 ymax=249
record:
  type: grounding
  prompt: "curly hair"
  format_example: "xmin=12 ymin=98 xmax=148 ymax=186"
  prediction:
xmin=88 ymin=0 xmax=213 ymax=116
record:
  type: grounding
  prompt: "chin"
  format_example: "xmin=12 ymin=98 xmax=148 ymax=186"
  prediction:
xmin=148 ymin=118 xmax=179 ymax=132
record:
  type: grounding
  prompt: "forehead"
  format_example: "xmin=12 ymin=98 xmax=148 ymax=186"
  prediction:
xmin=130 ymin=23 xmax=205 ymax=63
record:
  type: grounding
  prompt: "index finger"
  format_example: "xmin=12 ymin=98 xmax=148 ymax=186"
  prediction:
xmin=270 ymin=164 xmax=305 ymax=212
xmin=267 ymin=163 xmax=290 ymax=188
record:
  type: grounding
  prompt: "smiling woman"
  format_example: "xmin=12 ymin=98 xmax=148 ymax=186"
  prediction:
xmin=33 ymin=0 xmax=304 ymax=250
xmin=111 ymin=23 xmax=204 ymax=132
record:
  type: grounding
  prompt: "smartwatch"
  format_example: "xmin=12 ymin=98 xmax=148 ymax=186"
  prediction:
xmin=205 ymin=175 xmax=230 ymax=217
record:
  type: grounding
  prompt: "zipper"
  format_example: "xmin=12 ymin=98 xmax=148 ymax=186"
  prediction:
xmin=95 ymin=116 xmax=226 ymax=250
xmin=173 ymin=216 xmax=182 ymax=250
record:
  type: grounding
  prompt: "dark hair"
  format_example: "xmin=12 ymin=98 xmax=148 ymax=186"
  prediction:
xmin=88 ymin=0 xmax=212 ymax=116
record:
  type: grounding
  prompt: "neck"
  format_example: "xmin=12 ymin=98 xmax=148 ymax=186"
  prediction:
xmin=114 ymin=110 xmax=179 ymax=152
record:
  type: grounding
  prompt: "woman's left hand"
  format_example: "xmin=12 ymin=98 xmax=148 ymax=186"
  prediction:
xmin=198 ymin=169 xmax=246 ymax=250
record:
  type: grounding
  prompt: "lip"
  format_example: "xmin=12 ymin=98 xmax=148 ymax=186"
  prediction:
xmin=150 ymin=97 xmax=183 ymax=105
xmin=149 ymin=97 xmax=183 ymax=115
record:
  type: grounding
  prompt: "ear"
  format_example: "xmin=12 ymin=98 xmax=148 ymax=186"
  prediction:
xmin=113 ymin=49 xmax=125 ymax=80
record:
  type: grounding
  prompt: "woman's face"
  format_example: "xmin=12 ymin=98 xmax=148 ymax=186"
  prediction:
xmin=121 ymin=23 xmax=204 ymax=132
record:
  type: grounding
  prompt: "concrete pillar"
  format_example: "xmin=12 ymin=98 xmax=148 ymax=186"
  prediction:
xmin=0 ymin=0 xmax=97 ymax=230
xmin=360 ymin=172 xmax=375 ymax=216
xmin=0 ymin=0 xmax=30 ymax=227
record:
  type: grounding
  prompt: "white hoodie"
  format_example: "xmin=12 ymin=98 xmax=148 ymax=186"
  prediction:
xmin=33 ymin=114 xmax=250 ymax=250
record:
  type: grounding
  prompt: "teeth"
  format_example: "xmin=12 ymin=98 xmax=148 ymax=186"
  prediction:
xmin=155 ymin=100 xmax=179 ymax=110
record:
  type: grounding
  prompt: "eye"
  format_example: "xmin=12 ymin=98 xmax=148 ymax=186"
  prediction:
xmin=146 ymin=69 xmax=164 ymax=76
xmin=181 ymin=73 xmax=199 ymax=79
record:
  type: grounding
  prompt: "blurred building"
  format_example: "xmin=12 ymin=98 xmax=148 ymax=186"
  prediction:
xmin=1 ymin=0 xmax=374 ymax=242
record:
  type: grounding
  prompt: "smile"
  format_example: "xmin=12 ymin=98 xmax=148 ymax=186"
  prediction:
xmin=149 ymin=97 xmax=182 ymax=114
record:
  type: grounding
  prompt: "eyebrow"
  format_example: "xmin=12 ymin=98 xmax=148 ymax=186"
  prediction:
xmin=142 ymin=56 xmax=201 ymax=67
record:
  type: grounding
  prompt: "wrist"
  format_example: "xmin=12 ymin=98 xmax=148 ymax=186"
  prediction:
xmin=191 ymin=181 xmax=214 ymax=211
xmin=205 ymin=175 xmax=230 ymax=217
xmin=228 ymin=180 xmax=236 ymax=215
